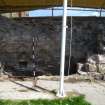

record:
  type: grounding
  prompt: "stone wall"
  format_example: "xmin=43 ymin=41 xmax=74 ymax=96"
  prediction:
xmin=0 ymin=16 xmax=105 ymax=75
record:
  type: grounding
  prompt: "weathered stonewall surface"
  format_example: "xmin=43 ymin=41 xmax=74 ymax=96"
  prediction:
xmin=0 ymin=16 xmax=105 ymax=75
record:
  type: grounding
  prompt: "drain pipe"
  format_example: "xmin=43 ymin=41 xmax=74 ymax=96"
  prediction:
xmin=57 ymin=0 xmax=68 ymax=97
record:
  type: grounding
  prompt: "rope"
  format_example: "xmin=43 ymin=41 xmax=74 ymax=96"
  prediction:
xmin=32 ymin=34 xmax=39 ymax=71
xmin=67 ymin=0 xmax=73 ymax=76
xmin=32 ymin=37 xmax=36 ymax=69
xmin=32 ymin=35 xmax=38 ymax=68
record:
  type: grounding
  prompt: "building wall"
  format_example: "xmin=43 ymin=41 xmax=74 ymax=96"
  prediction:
xmin=1 ymin=11 xmax=29 ymax=18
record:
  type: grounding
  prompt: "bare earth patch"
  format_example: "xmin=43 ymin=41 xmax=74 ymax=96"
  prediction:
xmin=0 ymin=79 xmax=105 ymax=105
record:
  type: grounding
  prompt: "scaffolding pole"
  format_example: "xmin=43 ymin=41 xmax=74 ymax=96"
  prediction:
xmin=57 ymin=0 xmax=68 ymax=97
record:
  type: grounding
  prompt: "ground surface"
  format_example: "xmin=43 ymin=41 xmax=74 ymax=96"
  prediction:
xmin=0 ymin=79 xmax=105 ymax=105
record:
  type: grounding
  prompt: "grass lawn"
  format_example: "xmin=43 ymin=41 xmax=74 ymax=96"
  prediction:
xmin=0 ymin=96 xmax=91 ymax=105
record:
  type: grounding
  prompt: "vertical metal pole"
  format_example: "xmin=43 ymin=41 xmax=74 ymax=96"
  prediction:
xmin=52 ymin=7 xmax=54 ymax=16
xmin=57 ymin=0 xmax=68 ymax=97
xmin=100 ymin=8 xmax=102 ymax=17
xmin=68 ymin=0 xmax=73 ymax=76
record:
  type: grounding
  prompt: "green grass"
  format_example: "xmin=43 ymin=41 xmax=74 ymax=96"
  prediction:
xmin=0 ymin=96 xmax=91 ymax=105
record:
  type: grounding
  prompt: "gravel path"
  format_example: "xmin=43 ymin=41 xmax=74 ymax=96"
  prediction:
xmin=0 ymin=80 xmax=105 ymax=105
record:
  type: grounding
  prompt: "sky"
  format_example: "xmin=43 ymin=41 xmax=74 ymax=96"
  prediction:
xmin=29 ymin=7 xmax=105 ymax=17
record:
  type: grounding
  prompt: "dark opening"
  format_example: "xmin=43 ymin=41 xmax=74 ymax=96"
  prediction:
xmin=19 ymin=61 xmax=28 ymax=68
xmin=65 ymin=56 xmax=78 ymax=75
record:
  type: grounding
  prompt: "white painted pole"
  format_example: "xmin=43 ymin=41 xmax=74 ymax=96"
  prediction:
xmin=57 ymin=0 xmax=68 ymax=97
